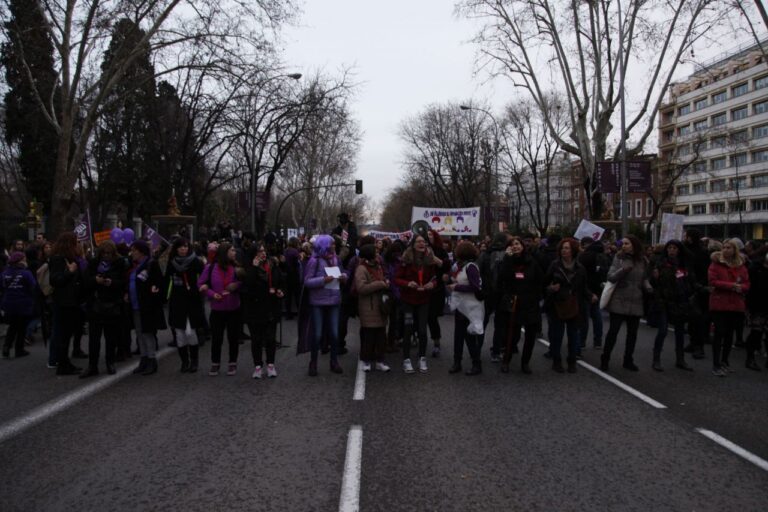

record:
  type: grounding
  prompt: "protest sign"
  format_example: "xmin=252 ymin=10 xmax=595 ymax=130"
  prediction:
xmin=658 ymin=213 xmax=686 ymax=244
xmin=573 ymin=219 xmax=605 ymax=242
xmin=410 ymin=207 xmax=481 ymax=237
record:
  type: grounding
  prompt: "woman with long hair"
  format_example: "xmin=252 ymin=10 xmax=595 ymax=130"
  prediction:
xmin=545 ymin=238 xmax=591 ymax=373
xmin=166 ymin=238 xmax=206 ymax=373
xmin=708 ymin=238 xmax=750 ymax=376
xmin=426 ymin=229 xmax=451 ymax=357
xmin=79 ymin=240 xmax=126 ymax=378
xmin=600 ymin=235 xmax=653 ymax=372
xmin=303 ymin=235 xmax=347 ymax=376
xmin=49 ymin=232 xmax=86 ymax=375
xmin=354 ymin=243 xmax=391 ymax=373
xmin=240 ymin=243 xmax=285 ymax=379
xmin=394 ymin=234 xmax=440 ymax=374
xmin=198 ymin=242 xmax=241 ymax=376
xmin=447 ymin=240 xmax=485 ymax=375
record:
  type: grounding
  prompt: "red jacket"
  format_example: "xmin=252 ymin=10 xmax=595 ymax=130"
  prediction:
xmin=708 ymin=252 xmax=750 ymax=312
xmin=394 ymin=262 xmax=437 ymax=305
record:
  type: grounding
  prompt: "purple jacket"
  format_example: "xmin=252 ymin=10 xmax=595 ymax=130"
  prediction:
xmin=0 ymin=267 xmax=37 ymax=316
xmin=303 ymin=255 xmax=345 ymax=306
xmin=197 ymin=263 xmax=241 ymax=312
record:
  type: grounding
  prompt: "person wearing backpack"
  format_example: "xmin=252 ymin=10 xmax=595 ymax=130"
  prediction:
xmin=1 ymin=251 xmax=36 ymax=358
xmin=477 ymin=232 xmax=510 ymax=362
xmin=447 ymin=241 xmax=485 ymax=375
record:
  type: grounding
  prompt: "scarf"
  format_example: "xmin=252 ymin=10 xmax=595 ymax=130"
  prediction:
xmin=172 ymin=254 xmax=198 ymax=273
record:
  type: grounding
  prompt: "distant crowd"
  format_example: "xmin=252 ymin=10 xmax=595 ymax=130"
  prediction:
xmin=2 ymin=214 xmax=766 ymax=381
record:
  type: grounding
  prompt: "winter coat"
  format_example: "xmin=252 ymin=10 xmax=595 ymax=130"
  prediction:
xmin=165 ymin=256 xmax=206 ymax=329
xmin=129 ymin=257 xmax=167 ymax=333
xmin=500 ymin=252 xmax=545 ymax=324
xmin=649 ymin=256 xmax=700 ymax=319
xmin=606 ymin=253 xmax=651 ymax=317
xmin=0 ymin=265 xmax=37 ymax=316
xmin=240 ymin=258 xmax=284 ymax=324
xmin=708 ymin=251 xmax=750 ymax=313
xmin=303 ymin=255 xmax=344 ymax=307
xmin=747 ymin=262 xmax=768 ymax=315
xmin=544 ymin=259 xmax=591 ymax=321
xmin=84 ymin=257 xmax=127 ymax=320
xmin=578 ymin=243 xmax=611 ymax=296
xmin=197 ymin=263 xmax=241 ymax=312
xmin=49 ymin=255 xmax=85 ymax=308
xmin=394 ymin=257 xmax=437 ymax=306
xmin=355 ymin=262 xmax=388 ymax=328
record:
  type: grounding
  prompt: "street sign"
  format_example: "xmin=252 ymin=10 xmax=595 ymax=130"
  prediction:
xmin=627 ymin=161 xmax=651 ymax=192
xmin=253 ymin=191 xmax=270 ymax=212
xmin=596 ymin=161 xmax=651 ymax=193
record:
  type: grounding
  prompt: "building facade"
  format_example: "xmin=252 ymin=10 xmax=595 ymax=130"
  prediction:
xmin=659 ymin=41 xmax=768 ymax=240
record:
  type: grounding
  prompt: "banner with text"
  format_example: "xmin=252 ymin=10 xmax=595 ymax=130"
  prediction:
xmin=658 ymin=213 xmax=686 ymax=244
xmin=411 ymin=207 xmax=481 ymax=237
xmin=366 ymin=230 xmax=413 ymax=241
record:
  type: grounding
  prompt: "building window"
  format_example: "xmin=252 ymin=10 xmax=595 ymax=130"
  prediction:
xmin=676 ymin=184 xmax=690 ymax=196
xmin=678 ymin=124 xmax=691 ymax=136
xmin=755 ymin=100 xmax=768 ymax=115
xmin=712 ymin=112 xmax=727 ymax=126
xmin=693 ymin=119 xmax=708 ymax=131
xmin=662 ymin=111 xmax=674 ymax=124
xmin=711 ymin=135 xmax=726 ymax=148
xmin=646 ymin=198 xmax=653 ymax=215
xmin=712 ymin=90 xmax=727 ymax=104
xmin=692 ymin=204 xmax=707 ymax=215
xmin=693 ymin=161 xmax=707 ymax=173
xmin=730 ymin=176 xmax=748 ymax=190
xmin=677 ymin=144 xmax=691 ymax=157
xmin=710 ymin=202 xmax=725 ymax=214
xmin=752 ymin=199 xmax=768 ymax=211
xmin=732 ymin=106 xmax=748 ymax=121
xmin=692 ymin=182 xmax=708 ymax=194
xmin=753 ymin=149 xmax=768 ymax=163
xmin=730 ymin=129 xmax=749 ymax=144
xmin=729 ymin=200 xmax=746 ymax=212
xmin=731 ymin=153 xmax=747 ymax=167
xmin=732 ymin=82 xmax=748 ymax=97
xmin=678 ymin=104 xmax=691 ymax=116
xmin=754 ymin=123 xmax=768 ymax=138
xmin=755 ymin=75 xmax=768 ymax=90
xmin=753 ymin=174 xmax=768 ymax=187
xmin=663 ymin=130 xmax=674 ymax=142
xmin=711 ymin=157 xmax=726 ymax=170
xmin=694 ymin=98 xmax=708 ymax=111
xmin=635 ymin=199 xmax=642 ymax=218
xmin=711 ymin=179 xmax=726 ymax=192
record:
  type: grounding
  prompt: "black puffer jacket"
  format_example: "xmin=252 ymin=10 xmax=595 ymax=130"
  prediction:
xmin=500 ymin=251 xmax=545 ymax=324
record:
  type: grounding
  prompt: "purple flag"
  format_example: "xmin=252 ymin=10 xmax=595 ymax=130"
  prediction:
xmin=74 ymin=210 xmax=91 ymax=243
xmin=143 ymin=224 xmax=167 ymax=249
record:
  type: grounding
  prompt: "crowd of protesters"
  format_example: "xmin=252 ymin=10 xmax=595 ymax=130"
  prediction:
xmin=2 ymin=216 xmax=767 ymax=380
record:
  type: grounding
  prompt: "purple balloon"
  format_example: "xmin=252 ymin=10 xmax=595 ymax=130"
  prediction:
xmin=110 ymin=228 xmax=124 ymax=244
xmin=123 ymin=228 xmax=135 ymax=244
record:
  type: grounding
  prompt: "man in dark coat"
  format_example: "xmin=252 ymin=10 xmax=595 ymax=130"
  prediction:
xmin=128 ymin=240 xmax=167 ymax=375
xmin=684 ymin=229 xmax=710 ymax=359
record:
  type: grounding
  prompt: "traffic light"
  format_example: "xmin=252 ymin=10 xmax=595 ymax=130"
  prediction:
xmin=355 ymin=180 xmax=363 ymax=194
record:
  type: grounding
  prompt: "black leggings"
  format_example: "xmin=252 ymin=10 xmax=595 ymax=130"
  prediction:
xmin=602 ymin=313 xmax=641 ymax=364
xmin=712 ymin=311 xmax=743 ymax=369
xmin=88 ymin=317 xmax=120 ymax=367
xmin=210 ymin=310 xmax=240 ymax=364
xmin=3 ymin=314 xmax=30 ymax=354
xmin=248 ymin=321 xmax=277 ymax=366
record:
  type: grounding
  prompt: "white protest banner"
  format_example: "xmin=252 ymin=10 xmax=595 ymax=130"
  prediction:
xmin=286 ymin=228 xmax=298 ymax=239
xmin=573 ymin=219 xmax=605 ymax=242
xmin=366 ymin=230 xmax=412 ymax=241
xmin=411 ymin=206 xmax=481 ymax=237
xmin=658 ymin=213 xmax=686 ymax=244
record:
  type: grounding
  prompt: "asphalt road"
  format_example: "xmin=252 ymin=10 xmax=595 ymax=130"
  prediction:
xmin=1 ymin=312 xmax=767 ymax=511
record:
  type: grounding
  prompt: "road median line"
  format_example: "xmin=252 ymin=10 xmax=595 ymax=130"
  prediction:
xmin=339 ymin=425 xmax=363 ymax=512
xmin=696 ymin=428 xmax=768 ymax=472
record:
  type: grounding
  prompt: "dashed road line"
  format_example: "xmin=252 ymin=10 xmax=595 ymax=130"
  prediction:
xmin=339 ymin=425 xmax=363 ymax=512
xmin=353 ymin=360 xmax=366 ymax=401
xmin=696 ymin=428 xmax=768 ymax=472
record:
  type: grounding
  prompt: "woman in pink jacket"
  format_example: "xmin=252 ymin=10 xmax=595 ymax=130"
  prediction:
xmin=708 ymin=239 xmax=750 ymax=377
xmin=198 ymin=243 xmax=241 ymax=376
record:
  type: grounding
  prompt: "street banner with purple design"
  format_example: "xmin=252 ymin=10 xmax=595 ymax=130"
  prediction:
xmin=410 ymin=206 xmax=481 ymax=237
xmin=573 ymin=219 xmax=605 ymax=241
xmin=143 ymin=224 xmax=168 ymax=249
xmin=366 ymin=230 xmax=412 ymax=241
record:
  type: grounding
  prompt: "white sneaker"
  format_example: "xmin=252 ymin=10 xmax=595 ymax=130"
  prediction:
xmin=403 ymin=358 xmax=415 ymax=374
xmin=362 ymin=362 xmax=372 ymax=372
xmin=375 ymin=362 xmax=391 ymax=372
xmin=266 ymin=364 xmax=277 ymax=378
xmin=252 ymin=365 xmax=263 ymax=379
xmin=419 ymin=356 xmax=428 ymax=373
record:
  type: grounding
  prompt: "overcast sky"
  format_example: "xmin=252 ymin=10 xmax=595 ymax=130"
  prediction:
xmin=281 ymin=1 xmax=512 ymax=209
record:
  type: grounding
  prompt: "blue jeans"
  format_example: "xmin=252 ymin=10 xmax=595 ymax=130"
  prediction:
xmin=579 ymin=301 xmax=603 ymax=348
xmin=548 ymin=314 xmax=580 ymax=361
xmin=653 ymin=310 xmax=686 ymax=361
xmin=311 ymin=305 xmax=340 ymax=362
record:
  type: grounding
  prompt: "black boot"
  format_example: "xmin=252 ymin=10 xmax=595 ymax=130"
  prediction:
xmin=188 ymin=345 xmax=199 ymax=373
xmin=141 ymin=357 xmax=158 ymax=376
xmin=465 ymin=361 xmax=482 ymax=376
xmin=178 ymin=346 xmax=190 ymax=373
xmin=132 ymin=356 xmax=148 ymax=375
xmin=448 ymin=362 xmax=463 ymax=374
xmin=567 ymin=358 xmax=577 ymax=373
xmin=552 ymin=358 xmax=564 ymax=373
xmin=79 ymin=366 xmax=99 ymax=379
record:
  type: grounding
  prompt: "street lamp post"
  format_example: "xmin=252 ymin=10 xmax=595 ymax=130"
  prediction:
xmin=250 ymin=72 xmax=302 ymax=234
xmin=460 ymin=104 xmax=502 ymax=236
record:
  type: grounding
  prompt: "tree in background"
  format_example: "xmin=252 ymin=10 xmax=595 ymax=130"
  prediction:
xmin=1 ymin=0 xmax=58 ymax=213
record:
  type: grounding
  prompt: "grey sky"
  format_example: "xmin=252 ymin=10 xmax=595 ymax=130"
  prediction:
xmin=282 ymin=1 xmax=511 ymax=208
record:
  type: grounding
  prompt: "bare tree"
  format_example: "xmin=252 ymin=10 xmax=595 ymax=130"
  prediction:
xmin=458 ymin=0 xmax=752 ymax=220
xmin=1 ymin=0 xmax=296 ymax=235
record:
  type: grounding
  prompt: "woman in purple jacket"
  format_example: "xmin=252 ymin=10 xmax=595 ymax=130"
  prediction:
xmin=198 ymin=243 xmax=241 ymax=376
xmin=1 ymin=251 xmax=37 ymax=358
xmin=303 ymin=235 xmax=347 ymax=376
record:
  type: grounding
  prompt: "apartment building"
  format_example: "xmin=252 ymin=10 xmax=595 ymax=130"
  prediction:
xmin=659 ymin=41 xmax=768 ymax=240
xmin=514 ymin=152 xmax=574 ymax=232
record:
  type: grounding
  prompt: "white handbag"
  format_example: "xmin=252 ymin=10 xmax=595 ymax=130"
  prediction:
xmin=599 ymin=281 xmax=616 ymax=310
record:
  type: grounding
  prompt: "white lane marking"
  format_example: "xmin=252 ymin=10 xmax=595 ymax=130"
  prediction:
xmin=339 ymin=425 xmax=363 ymax=512
xmin=0 ymin=347 xmax=174 ymax=444
xmin=696 ymin=428 xmax=768 ymax=472
xmin=534 ymin=336 xmax=667 ymax=409
xmin=353 ymin=360 xmax=366 ymax=401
